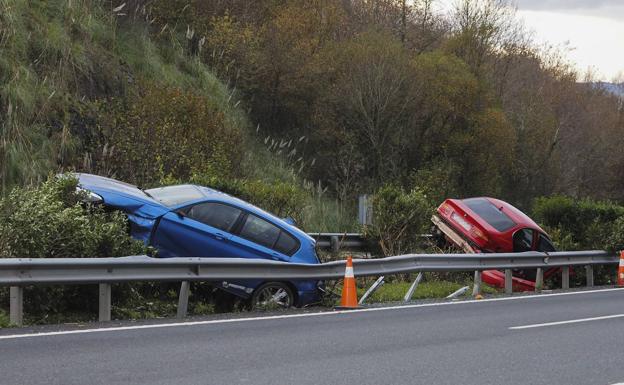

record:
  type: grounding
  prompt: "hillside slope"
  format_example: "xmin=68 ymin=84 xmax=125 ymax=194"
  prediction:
xmin=0 ymin=0 xmax=249 ymax=190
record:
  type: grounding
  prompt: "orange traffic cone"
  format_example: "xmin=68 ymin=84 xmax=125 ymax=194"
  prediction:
xmin=336 ymin=256 xmax=360 ymax=309
xmin=617 ymin=251 xmax=624 ymax=287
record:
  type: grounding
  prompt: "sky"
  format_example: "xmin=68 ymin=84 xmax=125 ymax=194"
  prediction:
xmin=435 ymin=0 xmax=624 ymax=82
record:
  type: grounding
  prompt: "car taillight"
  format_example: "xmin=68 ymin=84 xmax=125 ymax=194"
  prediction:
xmin=439 ymin=202 xmax=453 ymax=216
xmin=470 ymin=226 xmax=489 ymax=243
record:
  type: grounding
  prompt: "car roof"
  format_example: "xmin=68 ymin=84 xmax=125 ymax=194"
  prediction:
xmin=455 ymin=197 xmax=547 ymax=235
xmin=149 ymin=184 xmax=314 ymax=242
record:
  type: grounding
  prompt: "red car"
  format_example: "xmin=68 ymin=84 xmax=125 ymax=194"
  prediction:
xmin=431 ymin=197 xmax=557 ymax=290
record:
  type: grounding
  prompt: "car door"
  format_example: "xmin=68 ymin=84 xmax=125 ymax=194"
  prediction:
xmin=512 ymin=228 xmax=534 ymax=252
xmin=228 ymin=213 xmax=298 ymax=262
xmin=150 ymin=202 xmax=244 ymax=258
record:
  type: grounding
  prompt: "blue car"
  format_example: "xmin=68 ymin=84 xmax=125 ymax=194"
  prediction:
xmin=74 ymin=173 xmax=322 ymax=308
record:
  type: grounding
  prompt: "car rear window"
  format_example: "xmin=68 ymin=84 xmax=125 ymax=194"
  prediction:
xmin=145 ymin=185 xmax=205 ymax=207
xmin=462 ymin=198 xmax=516 ymax=232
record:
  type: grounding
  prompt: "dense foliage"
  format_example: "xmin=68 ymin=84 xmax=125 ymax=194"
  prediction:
xmin=532 ymin=196 xmax=624 ymax=252
xmin=2 ymin=0 xmax=623 ymax=210
xmin=0 ymin=1 xmax=622 ymax=273
xmin=0 ymin=175 xmax=145 ymax=258
xmin=365 ymin=185 xmax=433 ymax=256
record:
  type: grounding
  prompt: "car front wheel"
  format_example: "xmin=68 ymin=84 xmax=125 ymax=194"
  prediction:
xmin=251 ymin=282 xmax=294 ymax=310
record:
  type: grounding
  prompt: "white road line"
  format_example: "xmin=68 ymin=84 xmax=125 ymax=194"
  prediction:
xmin=1 ymin=287 xmax=624 ymax=340
xmin=510 ymin=314 xmax=624 ymax=330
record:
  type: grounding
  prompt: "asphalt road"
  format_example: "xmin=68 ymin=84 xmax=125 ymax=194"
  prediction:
xmin=2 ymin=288 xmax=624 ymax=385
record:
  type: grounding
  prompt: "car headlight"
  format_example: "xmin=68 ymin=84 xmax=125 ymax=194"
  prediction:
xmin=76 ymin=186 xmax=103 ymax=203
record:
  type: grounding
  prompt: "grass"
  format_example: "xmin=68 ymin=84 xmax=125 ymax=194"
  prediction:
xmin=0 ymin=309 xmax=9 ymax=328
xmin=355 ymin=276 xmax=500 ymax=304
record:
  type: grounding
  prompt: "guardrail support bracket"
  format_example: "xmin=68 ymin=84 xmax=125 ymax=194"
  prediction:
xmin=404 ymin=272 xmax=423 ymax=302
xmin=562 ymin=266 xmax=570 ymax=290
xmin=585 ymin=265 xmax=594 ymax=287
xmin=504 ymin=269 xmax=513 ymax=294
xmin=99 ymin=283 xmax=112 ymax=322
xmin=359 ymin=276 xmax=384 ymax=305
xmin=535 ymin=268 xmax=543 ymax=292
xmin=330 ymin=236 xmax=340 ymax=253
xmin=177 ymin=281 xmax=190 ymax=319
xmin=472 ymin=271 xmax=482 ymax=296
xmin=10 ymin=286 xmax=23 ymax=326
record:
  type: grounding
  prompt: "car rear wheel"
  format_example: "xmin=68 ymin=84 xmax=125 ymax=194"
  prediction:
xmin=251 ymin=282 xmax=294 ymax=310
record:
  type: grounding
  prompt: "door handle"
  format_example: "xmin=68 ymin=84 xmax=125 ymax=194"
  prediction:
xmin=270 ymin=252 xmax=280 ymax=261
xmin=213 ymin=233 xmax=225 ymax=241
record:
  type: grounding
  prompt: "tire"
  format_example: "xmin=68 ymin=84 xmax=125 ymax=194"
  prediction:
xmin=251 ymin=282 xmax=294 ymax=310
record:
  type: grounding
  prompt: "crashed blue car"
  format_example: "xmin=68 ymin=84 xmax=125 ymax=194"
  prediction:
xmin=75 ymin=173 xmax=321 ymax=308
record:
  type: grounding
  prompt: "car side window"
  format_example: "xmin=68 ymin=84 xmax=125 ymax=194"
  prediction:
xmin=185 ymin=202 xmax=242 ymax=233
xmin=239 ymin=214 xmax=282 ymax=251
xmin=537 ymin=234 xmax=556 ymax=252
xmin=513 ymin=229 xmax=533 ymax=252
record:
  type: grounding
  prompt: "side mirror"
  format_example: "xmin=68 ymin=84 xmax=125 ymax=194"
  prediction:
xmin=176 ymin=210 xmax=187 ymax=219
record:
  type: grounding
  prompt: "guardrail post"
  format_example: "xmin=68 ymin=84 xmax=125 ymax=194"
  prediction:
xmin=585 ymin=265 xmax=594 ymax=287
xmin=404 ymin=272 xmax=423 ymax=302
xmin=472 ymin=271 xmax=482 ymax=296
xmin=177 ymin=281 xmax=190 ymax=319
xmin=330 ymin=235 xmax=340 ymax=253
xmin=504 ymin=269 xmax=513 ymax=294
xmin=359 ymin=276 xmax=384 ymax=305
xmin=535 ymin=268 xmax=543 ymax=292
xmin=98 ymin=283 xmax=111 ymax=322
xmin=562 ymin=266 xmax=570 ymax=290
xmin=9 ymin=286 xmax=23 ymax=326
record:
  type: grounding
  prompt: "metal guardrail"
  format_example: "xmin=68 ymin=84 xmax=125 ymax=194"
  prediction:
xmin=0 ymin=250 xmax=618 ymax=326
xmin=308 ymin=232 xmax=432 ymax=251
xmin=0 ymin=251 xmax=615 ymax=285
xmin=307 ymin=233 xmax=366 ymax=252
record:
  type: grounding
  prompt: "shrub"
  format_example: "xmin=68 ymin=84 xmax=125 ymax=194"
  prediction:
xmin=100 ymin=83 xmax=244 ymax=187
xmin=0 ymin=175 xmax=146 ymax=258
xmin=0 ymin=309 xmax=9 ymax=328
xmin=533 ymin=196 xmax=624 ymax=285
xmin=365 ymin=185 xmax=434 ymax=256
xmin=0 ymin=175 xmax=146 ymax=323
xmin=532 ymin=196 xmax=624 ymax=250
xmin=607 ymin=217 xmax=624 ymax=253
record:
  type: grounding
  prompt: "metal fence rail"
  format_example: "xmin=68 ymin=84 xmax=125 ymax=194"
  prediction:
xmin=0 ymin=251 xmax=615 ymax=285
xmin=0 ymin=250 xmax=618 ymax=326
xmin=307 ymin=233 xmax=366 ymax=252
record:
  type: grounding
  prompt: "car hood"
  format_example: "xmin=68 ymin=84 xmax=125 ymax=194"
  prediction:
xmin=76 ymin=173 xmax=169 ymax=219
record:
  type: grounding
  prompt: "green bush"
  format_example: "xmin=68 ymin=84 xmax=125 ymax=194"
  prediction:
xmin=0 ymin=175 xmax=146 ymax=324
xmin=607 ymin=217 xmax=624 ymax=253
xmin=365 ymin=185 xmax=434 ymax=256
xmin=0 ymin=175 xmax=146 ymax=258
xmin=97 ymin=83 xmax=244 ymax=187
xmin=532 ymin=196 xmax=624 ymax=251
xmin=532 ymin=196 xmax=624 ymax=286
xmin=0 ymin=309 xmax=9 ymax=328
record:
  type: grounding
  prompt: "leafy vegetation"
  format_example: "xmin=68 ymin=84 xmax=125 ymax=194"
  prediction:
xmin=354 ymin=276 xmax=499 ymax=304
xmin=1 ymin=0 xmax=623 ymax=324
xmin=0 ymin=175 xmax=146 ymax=258
xmin=532 ymin=195 xmax=624 ymax=285
xmin=532 ymin=196 xmax=624 ymax=251
xmin=365 ymin=185 xmax=434 ymax=256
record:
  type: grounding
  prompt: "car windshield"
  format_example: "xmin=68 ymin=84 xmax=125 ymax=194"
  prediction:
xmin=463 ymin=198 xmax=516 ymax=232
xmin=145 ymin=185 xmax=205 ymax=207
